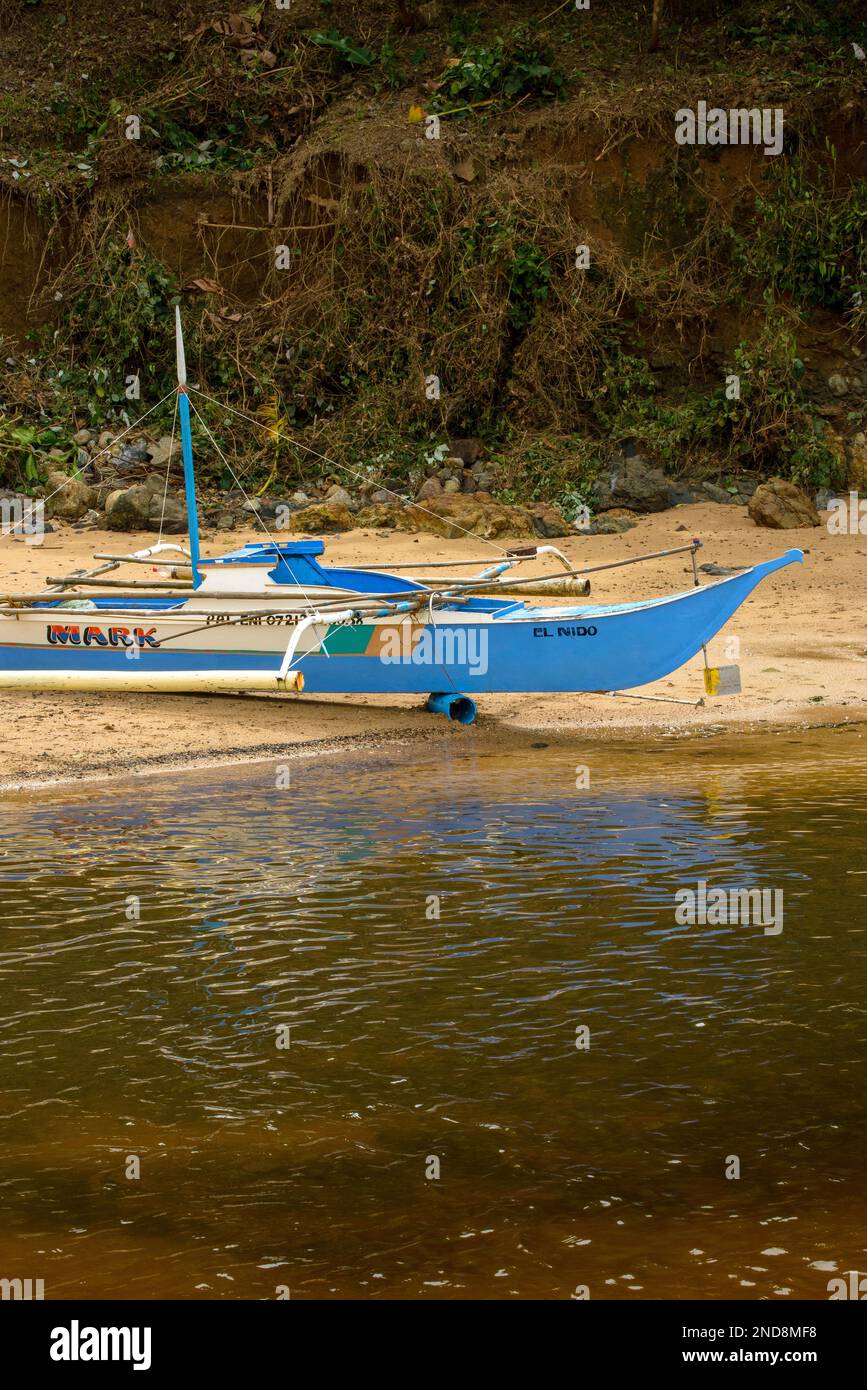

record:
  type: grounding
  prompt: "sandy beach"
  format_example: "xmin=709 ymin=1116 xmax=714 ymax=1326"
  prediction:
xmin=1 ymin=501 xmax=863 ymax=790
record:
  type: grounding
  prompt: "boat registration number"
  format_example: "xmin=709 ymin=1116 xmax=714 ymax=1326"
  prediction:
xmin=203 ymin=613 xmax=362 ymax=628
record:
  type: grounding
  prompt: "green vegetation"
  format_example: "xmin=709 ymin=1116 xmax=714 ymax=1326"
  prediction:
xmin=0 ymin=0 xmax=863 ymax=499
xmin=494 ymin=436 xmax=602 ymax=520
xmin=729 ymin=158 xmax=867 ymax=311
xmin=590 ymin=320 xmax=842 ymax=488
xmin=67 ymin=241 xmax=177 ymax=385
xmin=309 ymin=30 xmax=377 ymax=69
xmin=432 ymin=30 xmax=566 ymax=109
xmin=151 ymin=113 xmax=272 ymax=173
xmin=0 ymin=419 xmax=75 ymax=490
xmin=729 ymin=0 xmax=862 ymax=54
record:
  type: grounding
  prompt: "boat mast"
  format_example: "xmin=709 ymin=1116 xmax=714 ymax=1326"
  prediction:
xmin=175 ymin=306 xmax=202 ymax=588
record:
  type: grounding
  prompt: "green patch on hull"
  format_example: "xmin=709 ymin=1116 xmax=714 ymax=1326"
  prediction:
xmin=322 ymin=623 xmax=375 ymax=655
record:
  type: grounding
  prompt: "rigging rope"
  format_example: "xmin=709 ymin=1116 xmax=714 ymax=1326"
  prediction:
xmin=187 ymin=386 xmax=515 ymax=562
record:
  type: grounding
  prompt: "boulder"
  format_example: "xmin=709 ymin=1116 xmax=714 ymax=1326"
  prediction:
xmin=151 ymin=493 xmax=188 ymax=534
xmin=286 ymin=501 xmax=353 ymax=533
xmin=747 ymin=477 xmax=820 ymax=529
xmin=699 ymin=562 xmax=747 ymax=576
xmin=268 ymin=498 xmax=296 ymax=522
xmin=355 ymin=503 xmax=422 ymax=531
xmin=587 ymin=515 xmax=637 ymax=534
xmin=530 ymin=502 xmax=572 ymax=539
xmin=44 ymin=471 xmax=97 ymax=521
xmin=827 ymin=372 xmax=848 ymax=397
xmin=405 ymin=492 xmax=533 ymax=540
xmin=141 ymin=473 xmax=176 ymax=498
xmin=105 ymin=484 xmax=152 ymax=530
xmin=116 ymin=443 xmax=152 ymax=469
xmin=93 ymin=481 xmax=114 ymax=507
xmin=145 ymin=435 xmax=177 ymax=469
xmin=448 ymin=438 xmax=484 ymax=465
xmin=415 ymin=476 xmax=443 ymax=502
xmin=666 ymin=485 xmax=701 ymax=504
xmin=592 ymin=456 xmax=675 ymax=513
xmin=104 ymin=483 xmax=187 ymax=532
xmin=473 ymin=472 xmax=498 ymax=492
xmin=848 ymin=433 xmax=867 ymax=490
xmin=701 ymin=481 xmax=737 ymax=504
xmin=324 ymin=484 xmax=354 ymax=509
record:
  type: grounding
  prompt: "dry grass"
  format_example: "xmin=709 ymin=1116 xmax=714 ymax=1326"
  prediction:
xmin=0 ymin=0 xmax=863 ymax=492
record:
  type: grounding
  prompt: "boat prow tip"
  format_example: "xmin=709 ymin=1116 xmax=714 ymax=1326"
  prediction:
xmin=758 ymin=547 xmax=805 ymax=576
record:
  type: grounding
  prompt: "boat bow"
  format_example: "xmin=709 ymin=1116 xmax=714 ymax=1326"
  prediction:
xmin=512 ymin=547 xmax=804 ymax=691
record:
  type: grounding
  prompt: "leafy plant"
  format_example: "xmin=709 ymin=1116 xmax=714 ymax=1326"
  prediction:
xmin=447 ymin=10 xmax=482 ymax=48
xmin=376 ymin=37 xmax=406 ymax=89
xmin=492 ymin=436 xmax=601 ymax=506
xmin=728 ymin=0 xmax=863 ymax=54
xmin=0 ymin=422 xmax=72 ymax=488
xmin=589 ymin=321 xmax=841 ymax=489
xmin=505 ymin=241 xmax=552 ymax=331
xmin=310 ymin=29 xmax=375 ymax=68
xmin=729 ymin=158 xmax=867 ymax=311
xmin=152 ymin=112 xmax=271 ymax=172
xmin=460 ymin=219 xmax=552 ymax=332
xmin=433 ymin=31 xmax=565 ymax=110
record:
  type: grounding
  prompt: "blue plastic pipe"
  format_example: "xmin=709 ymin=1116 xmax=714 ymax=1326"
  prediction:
xmin=426 ymin=692 xmax=477 ymax=724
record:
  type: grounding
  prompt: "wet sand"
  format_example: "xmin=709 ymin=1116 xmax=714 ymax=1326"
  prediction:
xmin=1 ymin=502 xmax=864 ymax=788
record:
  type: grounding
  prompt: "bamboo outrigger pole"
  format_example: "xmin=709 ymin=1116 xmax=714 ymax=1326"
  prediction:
xmin=44 ymin=576 xmax=195 ymax=591
xmin=0 ymin=670 xmax=305 ymax=695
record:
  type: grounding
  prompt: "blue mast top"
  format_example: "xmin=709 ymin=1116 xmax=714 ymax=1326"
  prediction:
xmin=175 ymin=306 xmax=202 ymax=588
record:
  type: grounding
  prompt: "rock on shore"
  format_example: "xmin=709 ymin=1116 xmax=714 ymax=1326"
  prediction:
xmin=748 ymin=478 xmax=821 ymax=529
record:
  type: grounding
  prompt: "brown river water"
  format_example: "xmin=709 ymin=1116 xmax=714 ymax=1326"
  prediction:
xmin=1 ymin=726 xmax=866 ymax=1300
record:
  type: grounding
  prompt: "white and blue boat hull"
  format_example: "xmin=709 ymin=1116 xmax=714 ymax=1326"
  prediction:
xmin=0 ymin=549 xmax=803 ymax=696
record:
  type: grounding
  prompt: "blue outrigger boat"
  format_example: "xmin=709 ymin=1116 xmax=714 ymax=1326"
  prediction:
xmin=0 ymin=312 xmax=803 ymax=721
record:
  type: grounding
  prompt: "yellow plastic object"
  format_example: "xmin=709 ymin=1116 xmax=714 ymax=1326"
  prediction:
xmin=703 ymin=665 xmax=742 ymax=696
